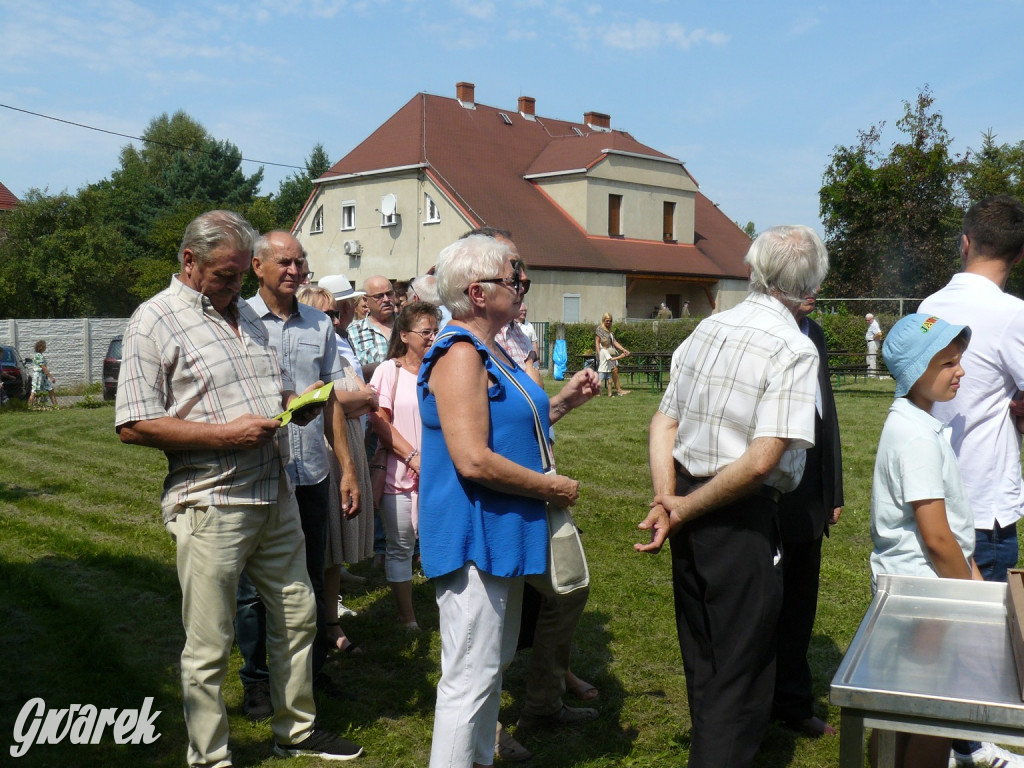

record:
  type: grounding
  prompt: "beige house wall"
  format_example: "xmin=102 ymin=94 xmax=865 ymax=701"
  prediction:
xmin=525 ymin=269 xmax=626 ymax=325
xmin=714 ymin=278 xmax=750 ymax=313
xmin=534 ymin=156 xmax=698 ymax=244
xmin=296 ymin=172 xmax=472 ymax=289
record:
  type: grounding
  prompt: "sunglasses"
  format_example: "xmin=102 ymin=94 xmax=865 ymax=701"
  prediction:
xmin=468 ymin=260 xmax=531 ymax=295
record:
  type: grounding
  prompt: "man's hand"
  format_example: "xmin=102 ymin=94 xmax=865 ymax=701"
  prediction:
xmin=285 ymin=380 xmax=328 ymax=427
xmin=830 ymin=506 xmax=842 ymax=525
xmin=635 ymin=502 xmax=672 ymax=553
xmin=223 ymin=413 xmax=281 ymax=448
xmin=1010 ymin=395 xmax=1024 ymax=435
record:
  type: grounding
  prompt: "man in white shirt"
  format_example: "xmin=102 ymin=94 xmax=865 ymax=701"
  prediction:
xmin=637 ymin=225 xmax=827 ymax=768
xmin=919 ymin=195 xmax=1024 ymax=768
xmin=865 ymin=313 xmax=882 ymax=377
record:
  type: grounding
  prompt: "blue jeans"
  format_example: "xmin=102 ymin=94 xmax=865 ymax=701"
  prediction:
xmin=974 ymin=521 xmax=1019 ymax=583
xmin=236 ymin=477 xmax=330 ymax=685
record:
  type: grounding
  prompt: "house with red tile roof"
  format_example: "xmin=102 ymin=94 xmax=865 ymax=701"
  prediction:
xmin=294 ymin=82 xmax=750 ymax=323
xmin=0 ymin=181 xmax=19 ymax=212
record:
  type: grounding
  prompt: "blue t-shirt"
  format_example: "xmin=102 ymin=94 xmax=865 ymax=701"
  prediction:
xmin=417 ymin=327 xmax=550 ymax=579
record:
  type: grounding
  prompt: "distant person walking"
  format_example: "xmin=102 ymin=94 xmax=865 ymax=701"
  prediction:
xmin=865 ymin=313 xmax=882 ymax=377
xmin=29 ymin=340 xmax=58 ymax=410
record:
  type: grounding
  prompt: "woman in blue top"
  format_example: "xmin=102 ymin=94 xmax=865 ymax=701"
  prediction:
xmin=419 ymin=234 xmax=599 ymax=768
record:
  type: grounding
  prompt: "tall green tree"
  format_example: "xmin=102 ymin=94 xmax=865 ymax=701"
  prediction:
xmin=274 ymin=143 xmax=331 ymax=229
xmin=0 ymin=189 xmax=135 ymax=318
xmin=820 ymin=88 xmax=967 ymax=299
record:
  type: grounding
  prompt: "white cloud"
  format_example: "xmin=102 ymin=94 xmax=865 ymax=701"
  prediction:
xmin=451 ymin=0 xmax=496 ymax=21
xmin=598 ymin=20 xmax=729 ymax=51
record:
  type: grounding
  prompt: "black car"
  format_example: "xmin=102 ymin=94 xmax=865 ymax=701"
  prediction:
xmin=1 ymin=345 xmax=27 ymax=400
xmin=102 ymin=336 xmax=122 ymax=401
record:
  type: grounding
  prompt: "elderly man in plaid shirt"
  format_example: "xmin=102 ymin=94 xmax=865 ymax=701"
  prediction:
xmin=636 ymin=225 xmax=829 ymax=768
xmin=347 ymin=274 xmax=395 ymax=381
xmin=116 ymin=210 xmax=363 ymax=765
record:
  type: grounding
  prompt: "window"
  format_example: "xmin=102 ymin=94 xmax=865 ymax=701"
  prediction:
xmin=663 ymin=201 xmax=676 ymax=242
xmin=341 ymin=201 xmax=355 ymax=231
xmin=563 ymin=294 xmax=581 ymax=323
xmin=380 ymin=193 xmax=398 ymax=227
xmin=311 ymin=205 xmax=324 ymax=234
xmin=424 ymin=194 xmax=440 ymax=223
xmin=608 ymin=194 xmax=623 ymax=237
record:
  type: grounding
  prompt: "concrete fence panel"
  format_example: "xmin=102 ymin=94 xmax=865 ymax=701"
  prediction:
xmin=2 ymin=318 xmax=129 ymax=389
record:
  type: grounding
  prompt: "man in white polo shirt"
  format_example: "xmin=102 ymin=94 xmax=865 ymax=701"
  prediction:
xmin=919 ymin=195 xmax=1024 ymax=768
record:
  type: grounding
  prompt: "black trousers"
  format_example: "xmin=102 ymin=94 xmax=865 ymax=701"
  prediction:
xmin=772 ymin=533 xmax=823 ymax=723
xmin=670 ymin=492 xmax=783 ymax=768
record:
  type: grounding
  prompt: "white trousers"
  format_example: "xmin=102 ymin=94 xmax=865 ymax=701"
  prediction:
xmin=429 ymin=563 xmax=524 ymax=768
xmin=169 ymin=476 xmax=317 ymax=767
xmin=380 ymin=490 xmax=416 ymax=582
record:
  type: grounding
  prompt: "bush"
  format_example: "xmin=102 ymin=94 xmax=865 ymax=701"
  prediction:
xmin=548 ymin=312 xmax=897 ymax=368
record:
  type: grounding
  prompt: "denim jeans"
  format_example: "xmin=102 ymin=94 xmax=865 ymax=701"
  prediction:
xmin=974 ymin=521 xmax=1019 ymax=583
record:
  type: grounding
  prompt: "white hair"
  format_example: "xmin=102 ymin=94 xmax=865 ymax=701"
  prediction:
xmin=410 ymin=275 xmax=441 ymax=305
xmin=436 ymin=235 xmax=512 ymax=319
xmin=745 ymin=225 xmax=829 ymax=305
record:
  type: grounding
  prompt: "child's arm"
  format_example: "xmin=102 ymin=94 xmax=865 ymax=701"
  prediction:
xmin=912 ymin=498 xmax=972 ymax=579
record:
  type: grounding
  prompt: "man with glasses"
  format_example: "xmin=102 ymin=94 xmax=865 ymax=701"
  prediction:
xmin=348 ymin=275 xmax=396 ymax=381
xmin=236 ymin=231 xmax=360 ymax=720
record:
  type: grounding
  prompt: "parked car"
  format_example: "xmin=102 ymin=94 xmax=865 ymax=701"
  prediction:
xmin=1 ymin=345 xmax=28 ymax=400
xmin=102 ymin=336 xmax=122 ymax=401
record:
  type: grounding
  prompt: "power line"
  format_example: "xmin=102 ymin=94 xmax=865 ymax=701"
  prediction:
xmin=0 ymin=103 xmax=305 ymax=170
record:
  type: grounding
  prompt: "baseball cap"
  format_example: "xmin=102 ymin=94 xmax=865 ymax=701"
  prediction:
xmin=883 ymin=313 xmax=971 ymax=398
xmin=318 ymin=274 xmax=365 ymax=301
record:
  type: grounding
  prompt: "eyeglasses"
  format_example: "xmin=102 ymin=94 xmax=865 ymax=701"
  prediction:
xmin=368 ymin=289 xmax=396 ymax=302
xmin=300 ymin=271 xmax=314 ymax=281
xmin=476 ymin=275 xmax=531 ymax=295
xmin=406 ymin=329 xmax=438 ymax=339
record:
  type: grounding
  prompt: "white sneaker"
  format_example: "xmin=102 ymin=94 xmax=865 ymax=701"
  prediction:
xmin=336 ymin=597 xmax=358 ymax=618
xmin=951 ymin=743 xmax=1024 ymax=767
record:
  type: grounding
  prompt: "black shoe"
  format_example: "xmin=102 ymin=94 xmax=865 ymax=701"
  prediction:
xmin=242 ymin=681 xmax=273 ymax=721
xmin=274 ymin=729 xmax=364 ymax=760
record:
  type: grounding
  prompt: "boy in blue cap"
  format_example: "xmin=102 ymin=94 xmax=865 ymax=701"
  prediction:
xmin=869 ymin=313 xmax=982 ymax=767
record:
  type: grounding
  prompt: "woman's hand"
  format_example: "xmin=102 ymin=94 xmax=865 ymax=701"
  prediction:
xmin=546 ymin=473 xmax=580 ymax=507
xmin=550 ymin=368 xmax=600 ymax=422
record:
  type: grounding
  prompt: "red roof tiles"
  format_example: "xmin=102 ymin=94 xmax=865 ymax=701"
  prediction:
xmin=0 ymin=181 xmax=18 ymax=211
xmin=320 ymin=91 xmax=748 ymax=280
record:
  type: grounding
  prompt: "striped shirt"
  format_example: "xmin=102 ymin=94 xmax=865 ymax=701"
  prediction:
xmin=495 ymin=320 xmax=536 ymax=368
xmin=347 ymin=316 xmax=391 ymax=366
xmin=115 ymin=276 xmax=292 ymax=523
xmin=659 ymin=292 xmax=818 ymax=493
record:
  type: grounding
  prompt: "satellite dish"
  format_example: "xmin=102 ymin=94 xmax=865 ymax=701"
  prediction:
xmin=380 ymin=193 xmax=397 ymax=217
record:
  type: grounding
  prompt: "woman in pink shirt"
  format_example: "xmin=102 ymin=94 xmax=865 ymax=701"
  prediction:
xmin=369 ymin=302 xmax=440 ymax=629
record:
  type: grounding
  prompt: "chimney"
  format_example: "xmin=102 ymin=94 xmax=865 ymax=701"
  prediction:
xmin=584 ymin=111 xmax=611 ymax=130
xmin=456 ymin=81 xmax=476 ymax=108
xmin=518 ymin=96 xmax=536 ymax=117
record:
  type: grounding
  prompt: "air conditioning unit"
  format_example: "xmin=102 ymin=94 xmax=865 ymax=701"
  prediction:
xmin=343 ymin=240 xmax=362 ymax=255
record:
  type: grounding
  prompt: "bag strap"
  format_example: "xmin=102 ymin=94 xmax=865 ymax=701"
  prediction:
xmin=486 ymin=349 xmax=554 ymax=473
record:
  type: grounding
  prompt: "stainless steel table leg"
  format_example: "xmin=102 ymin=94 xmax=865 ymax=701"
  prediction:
xmin=877 ymin=729 xmax=896 ymax=768
xmin=840 ymin=709 xmax=865 ymax=768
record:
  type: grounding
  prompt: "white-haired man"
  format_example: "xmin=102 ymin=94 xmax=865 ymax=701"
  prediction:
xmin=637 ymin=225 xmax=828 ymax=768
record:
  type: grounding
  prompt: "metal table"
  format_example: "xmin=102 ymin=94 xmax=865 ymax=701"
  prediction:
xmin=831 ymin=574 xmax=1024 ymax=768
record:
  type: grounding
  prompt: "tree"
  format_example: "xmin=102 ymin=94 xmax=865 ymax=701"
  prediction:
xmin=274 ymin=143 xmax=332 ymax=230
xmin=0 ymin=189 xmax=136 ymax=318
xmin=820 ymin=88 xmax=967 ymax=299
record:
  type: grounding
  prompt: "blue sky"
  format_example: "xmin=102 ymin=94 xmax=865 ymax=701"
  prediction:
xmin=3 ymin=0 xmax=1024 ymax=235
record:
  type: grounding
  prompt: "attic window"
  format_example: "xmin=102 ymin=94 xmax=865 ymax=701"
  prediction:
xmin=498 ymin=112 xmax=513 ymax=126
xmin=424 ymin=194 xmax=440 ymax=224
xmin=311 ymin=205 xmax=324 ymax=234
xmin=572 ymin=126 xmax=584 ymax=136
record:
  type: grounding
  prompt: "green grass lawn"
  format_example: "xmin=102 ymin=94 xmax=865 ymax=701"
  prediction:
xmin=0 ymin=378 xmax=1016 ymax=767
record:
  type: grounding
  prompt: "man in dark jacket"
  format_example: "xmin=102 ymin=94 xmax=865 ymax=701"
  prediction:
xmin=772 ymin=294 xmax=843 ymax=737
